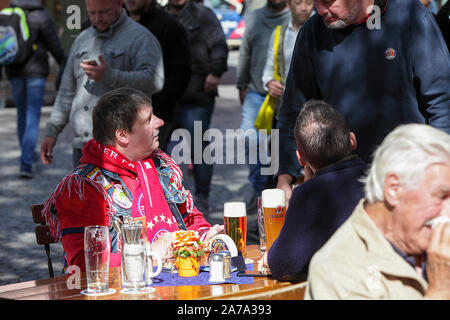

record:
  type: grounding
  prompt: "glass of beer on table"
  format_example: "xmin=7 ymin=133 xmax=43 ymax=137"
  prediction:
xmin=223 ymin=202 xmax=247 ymax=257
xmin=262 ymin=189 xmax=286 ymax=251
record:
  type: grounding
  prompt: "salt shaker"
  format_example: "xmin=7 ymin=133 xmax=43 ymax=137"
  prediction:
xmin=209 ymin=253 xmax=225 ymax=283
xmin=218 ymin=250 xmax=232 ymax=279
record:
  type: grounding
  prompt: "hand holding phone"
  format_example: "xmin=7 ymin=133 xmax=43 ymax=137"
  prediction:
xmin=82 ymin=59 xmax=98 ymax=66
xmin=81 ymin=54 xmax=107 ymax=81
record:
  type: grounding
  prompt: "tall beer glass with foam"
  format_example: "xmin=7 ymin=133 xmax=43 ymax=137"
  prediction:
xmin=223 ymin=202 xmax=247 ymax=257
xmin=262 ymin=189 xmax=286 ymax=251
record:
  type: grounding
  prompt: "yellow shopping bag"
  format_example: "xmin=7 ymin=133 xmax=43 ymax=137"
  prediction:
xmin=254 ymin=94 xmax=276 ymax=133
xmin=254 ymin=25 xmax=282 ymax=134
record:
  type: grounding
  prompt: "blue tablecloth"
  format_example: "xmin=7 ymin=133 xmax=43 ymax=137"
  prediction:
xmin=148 ymin=264 xmax=254 ymax=287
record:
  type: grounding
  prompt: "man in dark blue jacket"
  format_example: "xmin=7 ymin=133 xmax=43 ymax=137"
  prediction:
xmin=264 ymin=100 xmax=366 ymax=281
xmin=275 ymin=0 xmax=450 ymax=201
xmin=166 ymin=0 xmax=228 ymax=215
xmin=124 ymin=0 xmax=192 ymax=152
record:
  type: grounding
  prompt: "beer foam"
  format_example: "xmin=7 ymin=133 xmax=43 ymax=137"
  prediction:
xmin=223 ymin=202 xmax=247 ymax=217
xmin=262 ymin=189 xmax=286 ymax=208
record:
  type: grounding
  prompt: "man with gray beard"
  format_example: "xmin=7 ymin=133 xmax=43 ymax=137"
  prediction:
xmin=275 ymin=0 xmax=450 ymax=204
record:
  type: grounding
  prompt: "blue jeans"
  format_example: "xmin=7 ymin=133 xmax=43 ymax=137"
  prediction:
xmin=9 ymin=78 xmax=46 ymax=166
xmin=176 ymin=101 xmax=215 ymax=195
xmin=240 ymin=91 xmax=269 ymax=196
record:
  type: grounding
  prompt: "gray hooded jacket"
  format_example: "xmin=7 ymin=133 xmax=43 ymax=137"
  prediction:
xmin=45 ymin=9 xmax=164 ymax=149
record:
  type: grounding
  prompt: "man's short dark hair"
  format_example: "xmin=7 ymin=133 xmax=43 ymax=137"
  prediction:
xmin=92 ymin=88 xmax=152 ymax=146
xmin=294 ymin=99 xmax=352 ymax=169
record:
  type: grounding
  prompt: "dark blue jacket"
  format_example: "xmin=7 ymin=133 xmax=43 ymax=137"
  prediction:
xmin=276 ymin=0 xmax=450 ymax=179
xmin=268 ymin=155 xmax=367 ymax=281
xmin=166 ymin=1 xmax=228 ymax=105
xmin=132 ymin=1 xmax=191 ymax=123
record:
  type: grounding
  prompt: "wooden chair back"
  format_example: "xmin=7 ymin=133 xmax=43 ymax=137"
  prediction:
xmin=31 ymin=204 xmax=57 ymax=277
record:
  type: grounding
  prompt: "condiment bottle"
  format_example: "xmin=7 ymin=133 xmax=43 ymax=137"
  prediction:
xmin=209 ymin=253 xmax=225 ymax=283
xmin=218 ymin=250 xmax=232 ymax=279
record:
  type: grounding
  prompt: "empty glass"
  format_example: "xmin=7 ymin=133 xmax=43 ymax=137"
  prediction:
xmin=257 ymin=196 xmax=267 ymax=255
xmin=82 ymin=225 xmax=115 ymax=296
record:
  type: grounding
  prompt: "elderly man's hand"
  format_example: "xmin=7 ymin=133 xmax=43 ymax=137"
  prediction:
xmin=80 ymin=54 xmax=107 ymax=82
xmin=425 ymin=221 xmax=450 ymax=299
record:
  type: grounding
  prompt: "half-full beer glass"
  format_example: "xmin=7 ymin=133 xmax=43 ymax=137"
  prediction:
xmin=83 ymin=225 xmax=111 ymax=294
xmin=223 ymin=202 xmax=247 ymax=257
xmin=262 ymin=189 xmax=286 ymax=251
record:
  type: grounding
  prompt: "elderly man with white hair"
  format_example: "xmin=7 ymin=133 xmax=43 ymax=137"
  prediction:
xmin=305 ymin=124 xmax=450 ymax=300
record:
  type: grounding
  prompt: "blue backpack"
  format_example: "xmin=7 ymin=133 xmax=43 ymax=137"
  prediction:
xmin=0 ymin=7 xmax=33 ymax=66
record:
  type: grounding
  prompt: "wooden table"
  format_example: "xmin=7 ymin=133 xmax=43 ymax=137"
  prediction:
xmin=0 ymin=245 xmax=306 ymax=300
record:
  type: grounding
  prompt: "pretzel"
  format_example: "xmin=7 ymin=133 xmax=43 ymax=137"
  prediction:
xmin=172 ymin=230 xmax=201 ymax=249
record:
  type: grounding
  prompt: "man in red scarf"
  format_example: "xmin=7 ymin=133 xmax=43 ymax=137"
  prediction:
xmin=43 ymin=88 xmax=223 ymax=271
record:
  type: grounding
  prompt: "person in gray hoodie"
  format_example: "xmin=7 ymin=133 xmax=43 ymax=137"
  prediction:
xmin=236 ymin=0 xmax=291 ymax=211
xmin=5 ymin=0 xmax=65 ymax=178
xmin=40 ymin=0 xmax=164 ymax=168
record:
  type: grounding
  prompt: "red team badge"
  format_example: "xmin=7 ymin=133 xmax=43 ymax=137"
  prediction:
xmin=385 ymin=48 xmax=396 ymax=60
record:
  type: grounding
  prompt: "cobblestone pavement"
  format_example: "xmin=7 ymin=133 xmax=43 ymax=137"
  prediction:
xmin=0 ymin=75 xmax=261 ymax=285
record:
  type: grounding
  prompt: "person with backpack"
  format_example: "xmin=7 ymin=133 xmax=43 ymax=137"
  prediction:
xmin=3 ymin=0 xmax=65 ymax=178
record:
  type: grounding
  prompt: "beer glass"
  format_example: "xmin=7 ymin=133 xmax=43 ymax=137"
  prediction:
xmin=262 ymin=189 xmax=286 ymax=251
xmin=83 ymin=225 xmax=112 ymax=295
xmin=223 ymin=202 xmax=247 ymax=257
xmin=121 ymin=223 xmax=147 ymax=294
xmin=257 ymin=196 xmax=267 ymax=255
xmin=120 ymin=222 xmax=162 ymax=294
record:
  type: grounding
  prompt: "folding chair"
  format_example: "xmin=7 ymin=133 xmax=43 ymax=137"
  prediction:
xmin=31 ymin=204 xmax=57 ymax=278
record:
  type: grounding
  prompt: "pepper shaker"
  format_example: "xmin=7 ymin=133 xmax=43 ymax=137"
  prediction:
xmin=209 ymin=253 xmax=225 ymax=283
xmin=218 ymin=250 xmax=232 ymax=279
